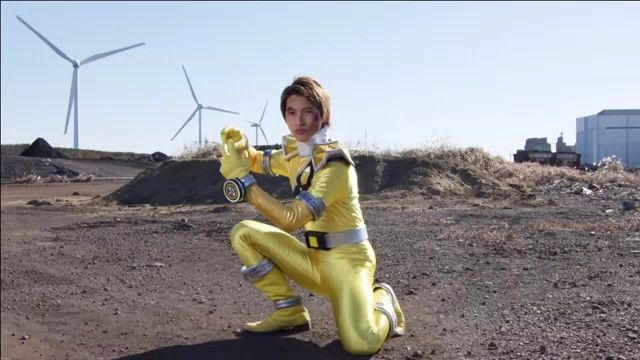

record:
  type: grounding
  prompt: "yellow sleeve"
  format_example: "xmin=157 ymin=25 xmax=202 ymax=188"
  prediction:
xmin=246 ymin=185 xmax=313 ymax=233
xmin=248 ymin=149 xmax=288 ymax=177
xmin=245 ymin=159 xmax=350 ymax=233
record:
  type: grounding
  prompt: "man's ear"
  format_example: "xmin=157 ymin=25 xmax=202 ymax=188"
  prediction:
xmin=320 ymin=112 xmax=329 ymax=126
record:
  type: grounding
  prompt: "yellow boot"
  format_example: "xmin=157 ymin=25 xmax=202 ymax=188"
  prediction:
xmin=373 ymin=283 xmax=406 ymax=337
xmin=240 ymin=259 xmax=311 ymax=333
xmin=244 ymin=298 xmax=311 ymax=333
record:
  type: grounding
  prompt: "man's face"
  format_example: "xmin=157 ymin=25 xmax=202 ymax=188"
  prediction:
xmin=285 ymin=95 xmax=323 ymax=143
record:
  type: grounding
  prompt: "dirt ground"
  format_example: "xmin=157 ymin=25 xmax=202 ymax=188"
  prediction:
xmin=1 ymin=155 xmax=153 ymax=183
xmin=1 ymin=177 xmax=639 ymax=360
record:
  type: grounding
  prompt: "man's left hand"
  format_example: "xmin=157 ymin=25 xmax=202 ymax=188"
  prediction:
xmin=220 ymin=139 xmax=250 ymax=179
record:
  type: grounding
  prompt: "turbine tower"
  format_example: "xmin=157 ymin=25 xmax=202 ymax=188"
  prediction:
xmin=16 ymin=15 xmax=145 ymax=150
xmin=246 ymin=101 xmax=270 ymax=146
xmin=171 ymin=65 xmax=239 ymax=147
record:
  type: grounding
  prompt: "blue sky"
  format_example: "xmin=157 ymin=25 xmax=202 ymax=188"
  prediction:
xmin=2 ymin=1 xmax=638 ymax=158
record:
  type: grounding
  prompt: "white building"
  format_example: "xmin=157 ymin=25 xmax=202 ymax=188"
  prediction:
xmin=576 ymin=109 xmax=640 ymax=168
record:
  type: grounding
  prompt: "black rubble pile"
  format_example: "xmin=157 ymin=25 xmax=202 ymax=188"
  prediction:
xmin=20 ymin=138 xmax=67 ymax=159
xmin=150 ymin=151 xmax=170 ymax=162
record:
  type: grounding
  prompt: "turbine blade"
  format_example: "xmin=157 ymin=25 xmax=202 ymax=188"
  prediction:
xmin=259 ymin=100 xmax=268 ymax=124
xmin=170 ymin=108 xmax=198 ymax=141
xmin=204 ymin=106 xmax=239 ymax=115
xmin=80 ymin=42 xmax=145 ymax=65
xmin=64 ymin=69 xmax=78 ymax=134
xmin=16 ymin=15 xmax=73 ymax=63
xmin=259 ymin=127 xmax=269 ymax=145
xmin=181 ymin=65 xmax=199 ymax=104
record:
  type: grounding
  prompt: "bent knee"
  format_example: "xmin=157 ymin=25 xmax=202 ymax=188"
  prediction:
xmin=341 ymin=336 xmax=382 ymax=356
xmin=230 ymin=220 xmax=260 ymax=250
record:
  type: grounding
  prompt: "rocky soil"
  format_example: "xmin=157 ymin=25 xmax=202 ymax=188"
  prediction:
xmin=1 ymin=156 xmax=154 ymax=184
xmin=1 ymin=178 xmax=638 ymax=359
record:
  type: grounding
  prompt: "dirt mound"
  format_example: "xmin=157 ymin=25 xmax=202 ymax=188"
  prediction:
xmin=19 ymin=138 xmax=67 ymax=158
xmin=353 ymin=155 xmax=516 ymax=198
xmin=109 ymin=155 xmax=523 ymax=205
xmin=108 ymin=160 xmax=293 ymax=205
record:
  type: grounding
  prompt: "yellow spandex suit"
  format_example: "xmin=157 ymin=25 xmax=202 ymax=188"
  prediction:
xmin=219 ymin=128 xmax=405 ymax=355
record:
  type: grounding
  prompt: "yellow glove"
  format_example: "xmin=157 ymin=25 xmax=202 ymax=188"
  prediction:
xmin=220 ymin=126 xmax=259 ymax=169
xmin=220 ymin=139 xmax=250 ymax=179
xmin=220 ymin=126 xmax=245 ymax=147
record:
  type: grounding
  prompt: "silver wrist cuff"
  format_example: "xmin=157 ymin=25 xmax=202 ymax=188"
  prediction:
xmin=274 ymin=296 xmax=302 ymax=310
xmin=296 ymin=191 xmax=327 ymax=220
xmin=223 ymin=174 xmax=256 ymax=203
xmin=261 ymin=150 xmax=275 ymax=176
xmin=239 ymin=174 xmax=256 ymax=188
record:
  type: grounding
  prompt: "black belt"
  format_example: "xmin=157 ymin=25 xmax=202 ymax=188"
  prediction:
xmin=304 ymin=231 xmax=331 ymax=251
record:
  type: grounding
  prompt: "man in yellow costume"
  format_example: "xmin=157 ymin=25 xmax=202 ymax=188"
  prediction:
xmin=218 ymin=76 xmax=405 ymax=355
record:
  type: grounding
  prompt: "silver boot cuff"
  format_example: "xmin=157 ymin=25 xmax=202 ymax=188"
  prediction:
xmin=274 ymin=296 xmax=302 ymax=310
xmin=375 ymin=302 xmax=398 ymax=340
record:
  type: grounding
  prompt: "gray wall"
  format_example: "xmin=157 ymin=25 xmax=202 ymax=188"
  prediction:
xmin=576 ymin=113 xmax=640 ymax=168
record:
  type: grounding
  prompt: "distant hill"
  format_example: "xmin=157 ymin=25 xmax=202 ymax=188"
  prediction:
xmin=108 ymin=147 xmax=639 ymax=206
xmin=1 ymin=143 xmax=154 ymax=161
xmin=1 ymin=144 xmax=30 ymax=156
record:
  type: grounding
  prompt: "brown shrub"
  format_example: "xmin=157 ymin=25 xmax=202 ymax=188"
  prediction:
xmin=176 ymin=142 xmax=222 ymax=160
xmin=381 ymin=144 xmax=638 ymax=188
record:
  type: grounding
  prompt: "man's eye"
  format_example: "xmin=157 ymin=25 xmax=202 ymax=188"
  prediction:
xmin=305 ymin=110 xmax=314 ymax=114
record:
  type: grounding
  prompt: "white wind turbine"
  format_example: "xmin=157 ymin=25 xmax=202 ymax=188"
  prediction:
xmin=16 ymin=15 xmax=145 ymax=150
xmin=246 ymin=101 xmax=270 ymax=146
xmin=171 ymin=65 xmax=239 ymax=147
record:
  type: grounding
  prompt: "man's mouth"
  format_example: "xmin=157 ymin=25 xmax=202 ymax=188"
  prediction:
xmin=294 ymin=129 xmax=307 ymax=135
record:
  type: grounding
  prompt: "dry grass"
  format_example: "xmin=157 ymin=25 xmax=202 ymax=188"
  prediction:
xmin=174 ymin=141 xmax=639 ymax=189
xmin=499 ymin=161 xmax=639 ymax=188
xmin=175 ymin=141 xmax=222 ymax=160
xmin=381 ymin=144 xmax=639 ymax=189
xmin=383 ymin=145 xmax=503 ymax=166
xmin=15 ymin=174 xmax=41 ymax=184
xmin=380 ymin=145 xmax=519 ymax=181
xmin=68 ymin=174 xmax=95 ymax=183
xmin=14 ymin=173 xmax=94 ymax=184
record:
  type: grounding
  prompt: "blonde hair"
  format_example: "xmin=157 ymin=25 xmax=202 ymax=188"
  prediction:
xmin=280 ymin=76 xmax=331 ymax=126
